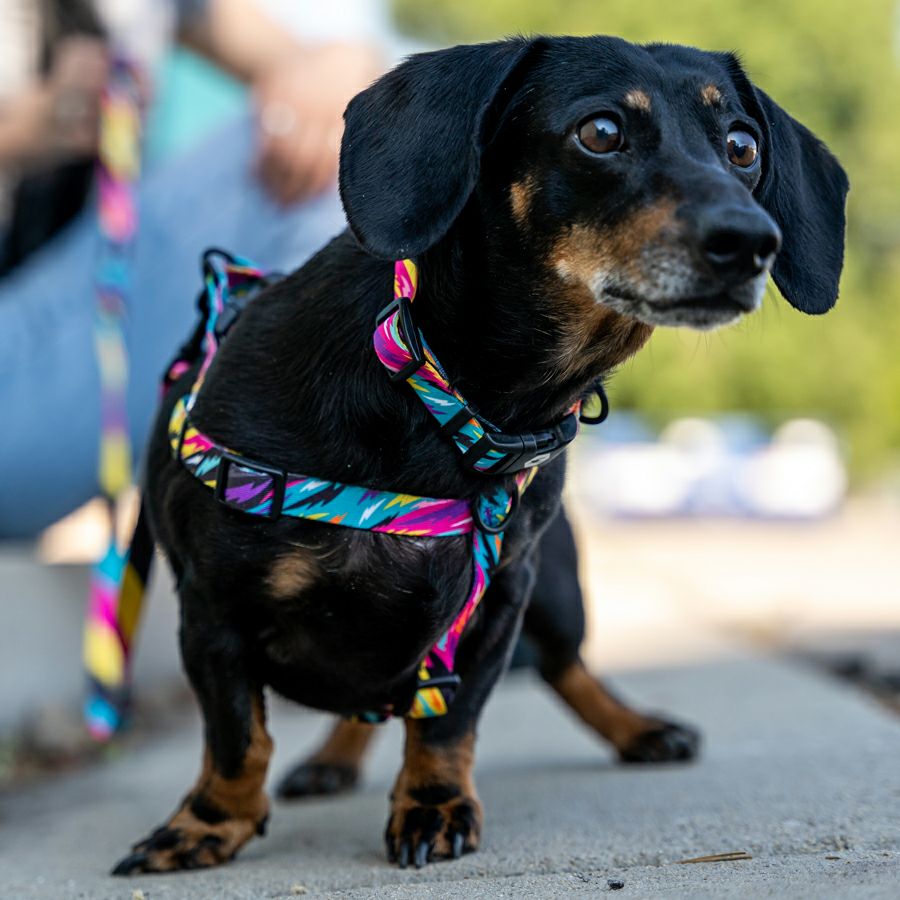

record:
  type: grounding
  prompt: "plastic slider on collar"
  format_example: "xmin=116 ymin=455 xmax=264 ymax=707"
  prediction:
xmin=376 ymin=296 xmax=426 ymax=382
xmin=462 ymin=412 xmax=579 ymax=475
xmin=213 ymin=271 xmax=286 ymax=339
xmin=214 ymin=451 xmax=286 ymax=519
xmin=417 ymin=673 xmax=462 ymax=692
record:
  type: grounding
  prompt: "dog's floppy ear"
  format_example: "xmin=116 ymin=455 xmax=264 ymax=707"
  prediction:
xmin=753 ymin=88 xmax=849 ymax=314
xmin=340 ymin=39 xmax=540 ymax=260
xmin=732 ymin=65 xmax=849 ymax=314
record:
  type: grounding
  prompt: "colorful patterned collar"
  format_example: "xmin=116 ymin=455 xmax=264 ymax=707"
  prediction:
xmin=373 ymin=259 xmax=607 ymax=474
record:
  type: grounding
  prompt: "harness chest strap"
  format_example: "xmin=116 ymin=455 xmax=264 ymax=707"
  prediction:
xmin=166 ymin=389 xmax=532 ymax=721
xmin=169 ymin=396 xmax=476 ymax=536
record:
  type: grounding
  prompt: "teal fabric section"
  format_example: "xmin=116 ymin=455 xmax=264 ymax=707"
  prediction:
xmin=144 ymin=49 xmax=247 ymax=165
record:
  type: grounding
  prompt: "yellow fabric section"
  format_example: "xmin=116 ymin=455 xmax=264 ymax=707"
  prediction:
xmin=394 ymin=258 xmax=418 ymax=300
xmin=168 ymin=400 xmax=186 ymax=452
xmin=408 ymin=687 xmax=448 ymax=719
xmin=98 ymin=433 xmax=132 ymax=498
xmin=117 ymin=563 xmax=145 ymax=644
xmin=99 ymin=101 xmax=141 ymax=179
xmin=385 ymin=493 xmax=419 ymax=508
xmin=83 ymin=624 xmax=124 ymax=687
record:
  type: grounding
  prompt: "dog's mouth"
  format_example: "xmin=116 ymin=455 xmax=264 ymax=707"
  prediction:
xmin=600 ymin=279 xmax=765 ymax=331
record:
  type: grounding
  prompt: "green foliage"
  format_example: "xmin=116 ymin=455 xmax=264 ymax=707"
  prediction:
xmin=391 ymin=0 xmax=900 ymax=477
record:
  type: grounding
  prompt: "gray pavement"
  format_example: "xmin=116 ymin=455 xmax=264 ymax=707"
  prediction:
xmin=0 ymin=545 xmax=182 ymax=735
xmin=2 ymin=656 xmax=899 ymax=899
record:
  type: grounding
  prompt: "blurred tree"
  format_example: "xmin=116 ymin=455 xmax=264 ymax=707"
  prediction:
xmin=392 ymin=0 xmax=900 ymax=477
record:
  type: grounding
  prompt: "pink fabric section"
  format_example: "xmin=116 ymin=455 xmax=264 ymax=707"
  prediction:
xmin=88 ymin=579 xmax=121 ymax=633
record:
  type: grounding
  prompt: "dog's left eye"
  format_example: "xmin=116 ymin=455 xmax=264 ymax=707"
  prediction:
xmin=576 ymin=115 xmax=624 ymax=155
xmin=727 ymin=128 xmax=759 ymax=168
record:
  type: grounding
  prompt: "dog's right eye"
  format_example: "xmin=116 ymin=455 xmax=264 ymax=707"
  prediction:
xmin=575 ymin=115 xmax=624 ymax=155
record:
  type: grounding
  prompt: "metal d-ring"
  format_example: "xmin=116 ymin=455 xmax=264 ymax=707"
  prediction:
xmin=473 ymin=487 xmax=520 ymax=535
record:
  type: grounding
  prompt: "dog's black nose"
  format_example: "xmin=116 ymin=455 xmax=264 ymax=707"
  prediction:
xmin=698 ymin=208 xmax=781 ymax=282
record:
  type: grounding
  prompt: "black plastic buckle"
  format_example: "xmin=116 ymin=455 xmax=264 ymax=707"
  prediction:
xmin=214 ymin=297 xmax=244 ymax=339
xmin=375 ymin=296 xmax=426 ymax=382
xmin=214 ymin=452 xmax=286 ymax=519
xmin=213 ymin=274 xmax=282 ymax=341
xmin=417 ymin=673 xmax=462 ymax=691
xmin=473 ymin=487 xmax=520 ymax=534
xmin=461 ymin=413 xmax=579 ymax=475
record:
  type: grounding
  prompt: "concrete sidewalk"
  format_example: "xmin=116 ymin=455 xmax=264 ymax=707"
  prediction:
xmin=2 ymin=656 xmax=899 ymax=899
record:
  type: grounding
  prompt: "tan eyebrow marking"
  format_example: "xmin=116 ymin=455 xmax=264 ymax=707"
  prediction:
xmin=701 ymin=84 xmax=723 ymax=107
xmin=509 ymin=174 xmax=536 ymax=226
xmin=623 ymin=89 xmax=651 ymax=113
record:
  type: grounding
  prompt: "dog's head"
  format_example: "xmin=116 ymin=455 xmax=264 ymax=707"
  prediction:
xmin=340 ymin=36 xmax=848 ymax=331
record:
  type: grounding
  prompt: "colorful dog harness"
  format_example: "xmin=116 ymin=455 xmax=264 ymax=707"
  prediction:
xmin=85 ymin=249 xmax=608 ymax=735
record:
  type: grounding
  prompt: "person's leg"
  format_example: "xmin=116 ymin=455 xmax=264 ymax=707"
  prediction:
xmin=0 ymin=112 xmax=346 ymax=537
xmin=124 ymin=111 xmax=347 ymax=454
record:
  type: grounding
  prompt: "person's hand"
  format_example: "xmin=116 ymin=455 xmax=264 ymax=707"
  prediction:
xmin=46 ymin=37 xmax=110 ymax=159
xmin=253 ymin=42 xmax=383 ymax=205
xmin=3 ymin=37 xmax=110 ymax=168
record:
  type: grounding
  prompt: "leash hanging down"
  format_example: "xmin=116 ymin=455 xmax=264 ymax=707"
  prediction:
xmin=82 ymin=58 xmax=147 ymax=741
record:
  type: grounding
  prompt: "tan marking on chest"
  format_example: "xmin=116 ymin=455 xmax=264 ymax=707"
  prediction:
xmin=553 ymin=285 xmax=654 ymax=379
xmin=268 ymin=551 xmax=320 ymax=599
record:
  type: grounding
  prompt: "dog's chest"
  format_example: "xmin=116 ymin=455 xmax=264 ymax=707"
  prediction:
xmin=251 ymin=531 xmax=466 ymax=682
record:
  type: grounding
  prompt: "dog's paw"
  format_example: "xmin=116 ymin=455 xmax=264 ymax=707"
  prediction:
xmin=111 ymin=806 xmax=267 ymax=875
xmin=618 ymin=719 xmax=701 ymax=764
xmin=385 ymin=790 xmax=482 ymax=869
xmin=276 ymin=760 xmax=359 ymax=800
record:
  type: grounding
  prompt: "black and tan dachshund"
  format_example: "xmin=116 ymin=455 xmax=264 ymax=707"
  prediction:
xmin=114 ymin=35 xmax=847 ymax=874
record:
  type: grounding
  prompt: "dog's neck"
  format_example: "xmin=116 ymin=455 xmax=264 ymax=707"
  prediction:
xmin=409 ymin=228 xmax=653 ymax=432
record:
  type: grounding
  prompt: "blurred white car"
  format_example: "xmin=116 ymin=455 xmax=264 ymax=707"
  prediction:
xmin=576 ymin=415 xmax=846 ymax=520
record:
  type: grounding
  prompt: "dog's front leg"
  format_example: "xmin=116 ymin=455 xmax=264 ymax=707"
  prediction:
xmin=385 ymin=559 xmax=535 ymax=868
xmin=113 ymin=605 xmax=272 ymax=875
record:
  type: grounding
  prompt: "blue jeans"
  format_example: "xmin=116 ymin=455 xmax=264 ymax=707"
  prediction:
xmin=0 ymin=114 xmax=347 ymax=537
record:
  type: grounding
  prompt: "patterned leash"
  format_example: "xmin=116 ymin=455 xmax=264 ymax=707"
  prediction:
xmin=83 ymin=246 xmax=267 ymax=740
xmin=82 ymin=58 xmax=149 ymax=741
